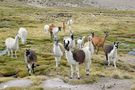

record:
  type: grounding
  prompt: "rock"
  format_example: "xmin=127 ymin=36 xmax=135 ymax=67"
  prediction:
xmin=128 ymin=51 xmax=135 ymax=56
xmin=0 ymin=79 xmax=32 ymax=89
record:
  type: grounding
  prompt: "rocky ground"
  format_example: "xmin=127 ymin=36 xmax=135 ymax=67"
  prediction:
xmin=0 ymin=77 xmax=134 ymax=90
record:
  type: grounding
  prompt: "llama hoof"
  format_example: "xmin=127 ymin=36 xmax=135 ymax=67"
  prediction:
xmin=78 ymin=77 xmax=80 ymax=80
xmin=86 ymin=73 xmax=89 ymax=76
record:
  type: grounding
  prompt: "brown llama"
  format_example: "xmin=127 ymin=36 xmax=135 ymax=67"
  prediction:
xmin=91 ymin=31 xmax=109 ymax=54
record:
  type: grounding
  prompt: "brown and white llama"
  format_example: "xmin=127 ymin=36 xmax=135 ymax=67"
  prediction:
xmin=63 ymin=36 xmax=93 ymax=79
xmin=44 ymin=22 xmax=66 ymax=38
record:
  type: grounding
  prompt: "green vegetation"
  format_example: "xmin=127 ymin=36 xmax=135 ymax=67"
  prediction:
xmin=0 ymin=1 xmax=135 ymax=87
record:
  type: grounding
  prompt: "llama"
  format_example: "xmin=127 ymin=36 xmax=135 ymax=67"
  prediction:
xmin=52 ymin=27 xmax=62 ymax=39
xmin=64 ymin=31 xmax=75 ymax=50
xmin=44 ymin=24 xmax=61 ymax=39
xmin=67 ymin=18 xmax=73 ymax=31
xmin=77 ymin=36 xmax=85 ymax=49
xmin=44 ymin=24 xmax=49 ymax=32
xmin=67 ymin=18 xmax=73 ymax=26
xmin=24 ymin=49 xmax=37 ymax=75
xmin=104 ymin=42 xmax=120 ymax=68
xmin=84 ymin=35 xmax=95 ymax=55
xmin=53 ymin=38 xmax=64 ymax=68
xmin=63 ymin=36 xmax=93 ymax=79
xmin=5 ymin=34 xmax=19 ymax=58
xmin=91 ymin=31 xmax=109 ymax=54
xmin=18 ymin=27 xmax=28 ymax=44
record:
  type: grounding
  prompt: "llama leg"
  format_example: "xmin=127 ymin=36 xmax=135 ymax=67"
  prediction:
xmin=55 ymin=57 xmax=58 ymax=68
xmin=28 ymin=64 xmax=32 ymax=75
xmin=11 ymin=50 xmax=13 ymax=58
xmin=70 ymin=64 xmax=74 ymax=79
xmin=85 ymin=61 xmax=90 ymax=76
xmin=105 ymin=54 xmax=108 ymax=65
xmin=108 ymin=56 xmax=110 ymax=67
xmin=96 ymin=47 xmax=99 ymax=54
xmin=32 ymin=63 xmax=35 ymax=74
xmin=15 ymin=50 xmax=17 ymax=58
xmin=55 ymin=57 xmax=61 ymax=67
xmin=7 ymin=49 xmax=10 ymax=56
xmin=76 ymin=64 xmax=80 ymax=79
xmin=113 ymin=59 xmax=117 ymax=68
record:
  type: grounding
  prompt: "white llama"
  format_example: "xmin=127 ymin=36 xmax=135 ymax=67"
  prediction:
xmin=18 ymin=27 xmax=28 ymax=44
xmin=5 ymin=34 xmax=19 ymax=58
xmin=53 ymin=39 xmax=64 ymax=67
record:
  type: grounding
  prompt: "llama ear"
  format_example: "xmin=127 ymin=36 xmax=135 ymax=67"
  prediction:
xmin=114 ymin=42 xmax=116 ymax=45
xmin=117 ymin=42 xmax=120 ymax=44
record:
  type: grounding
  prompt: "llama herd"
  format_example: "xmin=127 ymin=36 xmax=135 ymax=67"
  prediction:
xmin=3 ymin=18 xmax=120 ymax=79
xmin=44 ymin=18 xmax=119 ymax=79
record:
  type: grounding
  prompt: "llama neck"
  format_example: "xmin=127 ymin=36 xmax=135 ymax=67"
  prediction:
xmin=102 ymin=36 xmax=107 ymax=47
xmin=111 ymin=47 xmax=117 ymax=56
xmin=15 ymin=36 xmax=19 ymax=45
xmin=65 ymin=50 xmax=75 ymax=64
xmin=14 ymin=35 xmax=19 ymax=49
xmin=88 ymin=40 xmax=94 ymax=53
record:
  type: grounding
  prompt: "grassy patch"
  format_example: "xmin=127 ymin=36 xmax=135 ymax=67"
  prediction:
xmin=0 ymin=1 xmax=135 ymax=87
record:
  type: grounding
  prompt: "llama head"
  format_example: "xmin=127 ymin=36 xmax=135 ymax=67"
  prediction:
xmin=88 ymin=35 xmax=92 ymax=42
xmin=91 ymin=32 xmax=94 ymax=37
xmin=114 ymin=42 xmax=120 ymax=49
xmin=69 ymin=31 xmax=74 ymax=40
xmin=15 ymin=33 xmax=20 ymax=40
xmin=63 ymin=39 xmax=70 ymax=51
xmin=58 ymin=27 xmax=62 ymax=31
xmin=104 ymin=31 xmax=109 ymax=38
xmin=26 ymin=49 xmax=30 ymax=56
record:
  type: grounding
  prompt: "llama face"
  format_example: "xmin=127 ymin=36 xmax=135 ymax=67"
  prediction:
xmin=58 ymin=27 xmax=62 ymax=31
xmin=26 ymin=49 xmax=30 ymax=56
xmin=114 ymin=42 xmax=119 ymax=49
xmin=88 ymin=36 xmax=92 ymax=41
xmin=91 ymin=32 xmax=94 ymax=37
xmin=64 ymin=39 xmax=70 ymax=51
xmin=104 ymin=31 xmax=109 ymax=37
xmin=54 ymin=39 xmax=59 ymax=46
xmin=70 ymin=34 xmax=74 ymax=40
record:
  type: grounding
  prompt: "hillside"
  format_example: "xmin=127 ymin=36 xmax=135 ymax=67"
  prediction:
xmin=1 ymin=0 xmax=135 ymax=10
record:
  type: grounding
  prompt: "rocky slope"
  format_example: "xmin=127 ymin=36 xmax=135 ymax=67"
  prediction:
xmin=1 ymin=0 xmax=135 ymax=10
